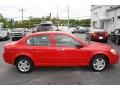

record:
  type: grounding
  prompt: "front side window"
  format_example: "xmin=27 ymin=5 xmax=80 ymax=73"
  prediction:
xmin=114 ymin=29 xmax=120 ymax=34
xmin=117 ymin=16 xmax=120 ymax=19
xmin=55 ymin=35 xmax=80 ymax=46
xmin=114 ymin=30 xmax=119 ymax=34
xmin=27 ymin=35 xmax=50 ymax=46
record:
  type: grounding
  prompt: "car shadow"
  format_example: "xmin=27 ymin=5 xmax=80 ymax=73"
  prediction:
xmin=34 ymin=66 xmax=89 ymax=73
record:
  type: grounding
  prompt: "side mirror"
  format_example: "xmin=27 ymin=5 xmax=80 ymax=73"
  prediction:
xmin=75 ymin=44 xmax=83 ymax=48
xmin=111 ymin=31 xmax=114 ymax=34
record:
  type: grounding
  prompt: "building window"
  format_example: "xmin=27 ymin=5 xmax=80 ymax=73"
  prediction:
xmin=93 ymin=12 xmax=97 ymax=16
xmin=112 ymin=17 xmax=114 ymax=22
xmin=92 ymin=21 xmax=97 ymax=28
xmin=117 ymin=16 xmax=120 ymax=19
xmin=101 ymin=22 xmax=104 ymax=29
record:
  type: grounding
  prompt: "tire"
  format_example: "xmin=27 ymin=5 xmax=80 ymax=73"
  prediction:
xmin=89 ymin=55 xmax=108 ymax=72
xmin=4 ymin=36 xmax=10 ymax=41
xmin=16 ymin=57 xmax=34 ymax=73
xmin=12 ymin=38 xmax=15 ymax=41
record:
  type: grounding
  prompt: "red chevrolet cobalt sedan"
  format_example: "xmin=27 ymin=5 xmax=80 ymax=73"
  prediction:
xmin=3 ymin=31 xmax=119 ymax=73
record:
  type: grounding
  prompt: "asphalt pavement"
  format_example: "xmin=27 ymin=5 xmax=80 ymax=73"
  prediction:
xmin=0 ymin=33 xmax=120 ymax=85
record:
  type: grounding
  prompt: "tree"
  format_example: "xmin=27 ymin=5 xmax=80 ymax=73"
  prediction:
xmin=0 ymin=14 xmax=91 ymax=28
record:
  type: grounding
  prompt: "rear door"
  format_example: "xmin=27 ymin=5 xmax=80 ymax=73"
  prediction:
xmin=26 ymin=34 xmax=60 ymax=66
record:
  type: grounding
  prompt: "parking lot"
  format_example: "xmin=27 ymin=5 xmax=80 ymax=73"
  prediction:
xmin=0 ymin=32 xmax=120 ymax=85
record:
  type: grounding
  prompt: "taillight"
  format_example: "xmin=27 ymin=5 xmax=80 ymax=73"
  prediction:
xmin=32 ymin=30 xmax=36 ymax=33
xmin=32 ymin=30 xmax=35 ymax=33
xmin=92 ymin=32 xmax=97 ymax=36
xmin=104 ymin=32 xmax=109 ymax=36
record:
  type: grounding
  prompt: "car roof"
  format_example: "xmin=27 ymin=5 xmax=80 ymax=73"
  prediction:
xmin=90 ymin=28 xmax=105 ymax=32
xmin=28 ymin=31 xmax=69 ymax=37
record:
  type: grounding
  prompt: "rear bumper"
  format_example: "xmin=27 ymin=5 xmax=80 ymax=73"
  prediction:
xmin=3 ymin=52 xmax=15 ymax=64
xmin=11 ymin=36 xmax=23 ymax=38
xmin=90 ymin=36 xmax=109 ymax=41
xmin=0 ymin=36 xmax=8 ymax=40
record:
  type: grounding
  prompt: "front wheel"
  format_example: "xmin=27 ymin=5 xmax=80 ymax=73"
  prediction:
xmin=16 ymin=57 xmax=34 ymax=73
xmin=12 ymin=38 xmax=15 ymax=41
xmin=89 ymin=55 xmax=108 ymax=72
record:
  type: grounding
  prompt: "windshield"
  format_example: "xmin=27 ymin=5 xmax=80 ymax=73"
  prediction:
xmin=0 ymin=31 xmax=3 ymax=35
xmin=40 ymin=24 xmax=53 ymax=27
xmin=0 ymin=31 xmax=7 ymax=36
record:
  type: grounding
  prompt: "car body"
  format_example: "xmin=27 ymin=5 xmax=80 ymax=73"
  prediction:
xmin=72 ymin=27 xmax=88 ymax=34
xmin=110 ymin=29 xmax=120 ymax=45
xmin=3 ymin=31 xmax=119 ymax=73
xmin=86 ymin=28 xmax=109 ymax=43
xmin=0 ymin=29 xmax=10 ymax=41
xmin=32 ymin=21 xmax=57 ymax=33
xmin=10 ymin=28 xmax=26 ymax=41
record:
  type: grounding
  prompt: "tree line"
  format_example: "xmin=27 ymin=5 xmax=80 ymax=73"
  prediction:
xmin=0 ymin=14 xmax=91 ymax=28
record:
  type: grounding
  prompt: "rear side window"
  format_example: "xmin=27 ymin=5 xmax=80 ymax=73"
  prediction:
xmin=40 ymin=24 xmax=52 ymax=26
xmin=27 ymin=35 xmax=50 ymax=46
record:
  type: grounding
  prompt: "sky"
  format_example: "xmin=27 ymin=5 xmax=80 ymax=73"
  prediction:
xmin=0 ymin=0 xmax=120 ymax=20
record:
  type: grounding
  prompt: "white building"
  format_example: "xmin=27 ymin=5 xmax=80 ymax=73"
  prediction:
xmin=91 ymin=5 xmax=120 ymax=33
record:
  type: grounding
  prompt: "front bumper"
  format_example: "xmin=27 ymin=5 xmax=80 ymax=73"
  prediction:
xmin=109 ymin=53 xmax=119 ymax=64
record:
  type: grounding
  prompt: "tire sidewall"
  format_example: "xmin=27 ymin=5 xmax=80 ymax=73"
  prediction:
xmin=16 ymin=57 xmax=33 ymax=73
xmin=89 ymin=55 xmax=107 ymax=72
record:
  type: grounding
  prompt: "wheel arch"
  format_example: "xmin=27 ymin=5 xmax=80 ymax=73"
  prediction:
xmin=14 ymin=55 xmax=34 ymax=65
xmin=89 ymin=53 xmax=109 ymax=65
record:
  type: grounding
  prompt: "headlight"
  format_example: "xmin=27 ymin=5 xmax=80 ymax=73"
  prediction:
xmin=110 ymin=49 xmax=117 ymax=55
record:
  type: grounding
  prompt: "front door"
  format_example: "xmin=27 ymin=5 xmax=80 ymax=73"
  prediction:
xmin=54 ymin=34 xmax=86 ymax=66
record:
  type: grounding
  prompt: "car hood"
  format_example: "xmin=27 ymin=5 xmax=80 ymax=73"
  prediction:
xmin=90 ymin=41 xmax=111 ymax=49
xmin=11 ymin=32 xmax=23 ymax=33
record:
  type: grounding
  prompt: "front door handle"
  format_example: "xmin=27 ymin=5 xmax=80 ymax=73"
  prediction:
xmin=57 ymin=49 xmax=64 ymax=52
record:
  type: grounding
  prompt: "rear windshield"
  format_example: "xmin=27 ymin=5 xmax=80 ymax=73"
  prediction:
xmin=40 ymin=24 xmax=53 ymax=27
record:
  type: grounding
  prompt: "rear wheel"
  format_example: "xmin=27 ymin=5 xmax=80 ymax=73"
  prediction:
xmin=89 ymin=55 xmax=108 ymax=72
xmin=16 ymin=57 xmax=34 ymax=73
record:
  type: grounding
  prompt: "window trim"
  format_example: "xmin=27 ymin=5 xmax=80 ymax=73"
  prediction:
xmin=54 ymin=34 xmax=82 ymax=47
xmin=26 ymin=35 xmax=51 ymax=46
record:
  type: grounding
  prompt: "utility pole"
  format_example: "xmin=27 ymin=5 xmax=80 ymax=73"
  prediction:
xmin=19 ymin=8 xmax=25 ymax=28
xmin=49 ymin=13 xmax=51 ymax=21
xmin=29 ymin=19 xmax=30 ymax=29
xmin=67 ymin=5 xmax=70 ymax=29
xmin=57 ymin=5 xmax=59 ymax=27
xmin=19 ymin=8 xmax=25 ymax=21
